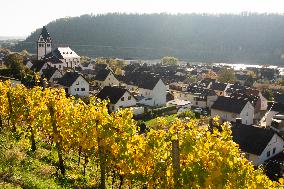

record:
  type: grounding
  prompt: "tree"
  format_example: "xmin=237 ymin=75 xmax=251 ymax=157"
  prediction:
xmin=217 ymin=68 xmax=236 ymax=83
xmin=161 ymin=56 xmax=178 ymax=65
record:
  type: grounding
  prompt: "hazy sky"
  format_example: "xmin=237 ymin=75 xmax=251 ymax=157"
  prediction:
xmin=1 ymin=0 xmax=284 ymax=37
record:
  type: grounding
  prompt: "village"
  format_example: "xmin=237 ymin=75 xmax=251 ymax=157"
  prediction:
xmin=1 ymin=26 xmax=284 ymax=180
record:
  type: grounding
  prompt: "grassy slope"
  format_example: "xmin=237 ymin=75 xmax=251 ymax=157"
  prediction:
xmin=0 ymin=129 xmax=102 ymax=189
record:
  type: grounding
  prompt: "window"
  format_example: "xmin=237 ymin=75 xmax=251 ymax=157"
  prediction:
xmin=77 ymin=88 xmax=80 ymax=91
xmin=273 ymin=148 xmax=276 ymax=154
xmin=121 ymin=97 xmax=124 ymax=101
xmin=47 ymin=44 xmax=50 ymax=47
xmin=59 ymin=65 xmax=61 ymax=69
xmin=247 ymin=112 xmax=249 ymax=116
xmin=267 ymin=151 xmax=271 ymax=157
xmin=81 ymin=88 xmax=85 ymax=91
xmin=76 ymin=81 xmax=79 ymax=85
xmin=128 ymin=96 xmax=131 ymax=100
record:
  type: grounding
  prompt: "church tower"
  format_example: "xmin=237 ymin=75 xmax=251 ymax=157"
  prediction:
xmin=37 ymin=26 xmax=52 ymax=60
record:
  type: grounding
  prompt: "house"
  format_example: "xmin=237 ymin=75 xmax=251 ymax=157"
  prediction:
xmin=30 ymin=60 xmax=48 ymax=74
xmin=93 ymin=69 xmax=120 ymax=88
xmin=209 ymin=82 xmax=230 ymax=96
xmin=96 ymin=86 xmax=137 ymax=112
xmin=43 ymin=47 xmax=80 ymax=70
xmin=119 ymin=72 xmax=167 ymax=107
xmin=229 ymin=93 xmax=262 ymax=120
xmin=79 ymin=62 xmax=94 ymax=71
xmin=57 ymin=71 xmax=89 ymax=96
xmin=265 ymin=102 xmax=284 ymax=127
xmin=41 ymin=67 xmax=62 ymax=83
xmin=23 ymin=58 xmax=33 ymax=69
xmin=172 ymin=84 xmax=217 ymax=109
xmin=136 ymin=78 xmax=167 ymax=107
xmin=231 ymin=124 xmax=284 ymax=166
xmin=211 ymin=96 xmax=254 ymax=125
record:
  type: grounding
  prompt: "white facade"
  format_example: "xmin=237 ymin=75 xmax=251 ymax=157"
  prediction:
xmin=211 ymin=102 xmax=254 ymax=125
xmin=138 ymin=79 xmax=167 ymax=107
xmin=67 ymin=76 xmax=89 ymax=96
xmin=47 ymin=47 xmax=81 ymax=70
xmin=247 ymin=134 xmax=284 ymax=166
xmin=109 ymin=91 xmax=137 ymax=112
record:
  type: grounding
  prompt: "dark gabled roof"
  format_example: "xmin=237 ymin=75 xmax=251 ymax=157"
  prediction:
xmin=94 ymin=69 xmax=111 ymax=81
xmin=231 ymin=125 xmax=276 ymax=155
xmin=58 ymin=71 xmax=82 ymax=87
xmin=211 ymin=96 xmax=249 ymax=114
xmin=81 ymin=62 xmax=92 ymax=67
xmin=120 ymin=72 xmax=161 ymax=90
xmin=30 ymin=60 xmax=46 ymax=72
xmin=230 ymin=93 xmax=259 ymax=106
xmin=96 ymin=86 xmax=128 ymax=104
xmin=225 ymin=84 xmax=247 ymax=94
xmin=42 ymin=52 xmax=63 ymax=64
xmin=39 ymin=26 xmax=51 ymax=41
xmin=42 ymin=67 xmax=59 ymax=81
xmin=210 ymin=82 xmax=228 ymax=91
xmin=187 ymin=84 xmax=216 ymax=96
xmin=199 ymin=78 xmax=216 ymax=88
xmin=44 ymin=49 xmax=64 ymax=60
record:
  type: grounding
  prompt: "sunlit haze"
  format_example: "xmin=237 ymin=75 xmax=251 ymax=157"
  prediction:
xmin=1 ymin=0 xmax=284 ymax=36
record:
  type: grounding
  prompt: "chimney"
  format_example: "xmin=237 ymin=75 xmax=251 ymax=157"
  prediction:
xmin=236 ymin=118 xmax=242 ymax=126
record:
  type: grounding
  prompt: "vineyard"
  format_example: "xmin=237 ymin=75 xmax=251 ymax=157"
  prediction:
xmin=0 ymin=81 xmax=281 ymax=188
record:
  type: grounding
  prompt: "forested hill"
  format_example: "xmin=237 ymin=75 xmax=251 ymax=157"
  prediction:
xmin=14 ymin=13 xmax=284 ymax=65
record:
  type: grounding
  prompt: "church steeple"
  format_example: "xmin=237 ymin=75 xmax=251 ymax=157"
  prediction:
xmin=37 ymin=26 xmax=52 ymax=60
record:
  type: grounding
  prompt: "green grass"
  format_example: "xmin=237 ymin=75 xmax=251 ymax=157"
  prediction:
xmin=145 ymin=114 xmax=177 ymax=128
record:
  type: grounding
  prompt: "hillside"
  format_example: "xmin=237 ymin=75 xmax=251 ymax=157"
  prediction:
xmin=15 ymin=13 xmax=284 ymax=65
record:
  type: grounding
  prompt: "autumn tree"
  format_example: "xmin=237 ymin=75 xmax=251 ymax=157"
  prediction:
xmin=217 ymin=68 xmax=236 ymax=83
xmin=161 ymin=56 xmax=179 ymax=65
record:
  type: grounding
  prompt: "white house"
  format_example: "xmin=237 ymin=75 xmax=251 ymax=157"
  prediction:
xmin=41 ymin=67 xmax=62 ymax=84
xmin=57 ymin=71 xmax=89 ymax=96
xmin=93 ymin=69 xmax=120 ymax=88
xmin=232 ymin=125 xmax=284 ymax=166
xmin=137 ymin=78 xmax=167 ymax=107
xmin=96 ymin=86 xmax=137 ymax=112
xmin=211 ymin=96 xmax=255 ymax=125
xmin=43 ymin=47 xmax=80 ymax=70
